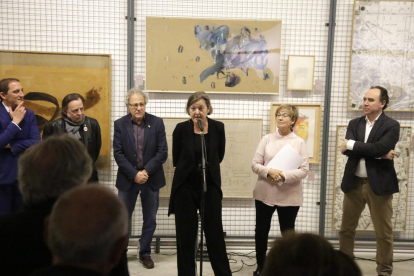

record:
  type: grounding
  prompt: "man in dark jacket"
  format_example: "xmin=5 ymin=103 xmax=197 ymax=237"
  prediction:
xmin=113 ymin=88 xmax=168 ymax=269
xmin=339 ymin=86 xmax=400 ymax=276
xmin=43 ymin=93 xmax=101 ymax=182
xmin=0 ymin=78 xmax=41 ymax=216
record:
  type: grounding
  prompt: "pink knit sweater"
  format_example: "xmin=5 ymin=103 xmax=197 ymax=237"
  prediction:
xmin=252 ymin=131 xmax=309 ymax=206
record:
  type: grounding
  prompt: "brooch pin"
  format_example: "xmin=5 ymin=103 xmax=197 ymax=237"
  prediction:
xmin=84 ymin=126 xmax=88 ymax=132
xmin=148 ymin=125 xmax=151 ymax=128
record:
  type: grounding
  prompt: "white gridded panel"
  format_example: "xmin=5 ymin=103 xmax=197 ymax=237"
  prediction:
xmin=133 ymin=0 xmax=331 ymax=238
xmin=0 ymin=0 xmax=128 ymax=191
xmin=3 ymin=0 xmax=412 ymax=243
xmin=325 ymin=0 xmax=414 ymax=241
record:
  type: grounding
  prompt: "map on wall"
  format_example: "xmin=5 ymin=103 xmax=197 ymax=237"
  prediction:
xmin=159 ymin=118 xmax=263 ymax=198
xmin=332 ymin=125 xmax=412 ymax=231
xmin=348 ymin=1 xmax=414 ymax=111
xmin=146 ymin=17 xmax=282 ymax=94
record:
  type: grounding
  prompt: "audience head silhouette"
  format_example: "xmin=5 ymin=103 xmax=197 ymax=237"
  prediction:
xmin=18 ymin=134 xmax=93 ymax=205
xmin=262 ymin=232 xmax=362 ymax=276
xmin=46 ymin=185 xmax=128 ymax=275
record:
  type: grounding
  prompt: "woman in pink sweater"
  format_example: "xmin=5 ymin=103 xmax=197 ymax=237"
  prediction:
xmin=251 ymin=104 xmax=309 ymax=276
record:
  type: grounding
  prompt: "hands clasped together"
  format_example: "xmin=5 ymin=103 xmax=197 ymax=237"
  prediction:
xmin=267 ymin=168 xmax=285 ymax=185
xmin=135 ymin=169 xmax=149 ymax=184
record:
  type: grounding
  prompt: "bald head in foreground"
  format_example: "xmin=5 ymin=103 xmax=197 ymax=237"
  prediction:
xmin=32 ymin=185 xmax=129 ymax=276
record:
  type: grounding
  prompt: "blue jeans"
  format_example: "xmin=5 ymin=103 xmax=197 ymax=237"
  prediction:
xmin=118 ymin=183 xmax=159 ymax=257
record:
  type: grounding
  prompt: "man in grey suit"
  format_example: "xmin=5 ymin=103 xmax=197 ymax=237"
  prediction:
xmin=339 ymin=86 xmax=400 ymax=276
xmin=113 ymin=88 xmax=167 ymax=269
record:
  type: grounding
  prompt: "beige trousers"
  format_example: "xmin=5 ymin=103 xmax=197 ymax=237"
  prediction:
xmin=339 ymin=177 xmax=393 ymax=276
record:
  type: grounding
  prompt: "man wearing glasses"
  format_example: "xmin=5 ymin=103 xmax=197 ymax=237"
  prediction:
xmin=113 ymin=88 xmax=168 ymax=269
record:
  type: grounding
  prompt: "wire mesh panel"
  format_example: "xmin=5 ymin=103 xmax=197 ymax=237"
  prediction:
xmin=133 ymin=0 xmax=332 ymax=238
xmin=3 ymin=0 xmax=411 ymax=244
xmin=327 ymin=0 xmax=414 ymax=241
xmin=0 ymin=0 xmax=128 ymax=190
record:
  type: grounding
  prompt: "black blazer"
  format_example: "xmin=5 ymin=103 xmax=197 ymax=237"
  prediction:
xmin=113 ymin=112 xmax=168 ymax=191
xmin=43 ymin=116 xmax=102 ymax=182
xmin=341 ymin=113 xmax=400 ymax=196
xmin=168 ymin=118 xmax=225 ymax=215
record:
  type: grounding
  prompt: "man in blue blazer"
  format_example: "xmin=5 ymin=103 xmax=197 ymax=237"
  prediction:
xmin=339 ymin=86 xmax=400 ymax=276
xmin=0 ymin=78 xmax=40 ymax=216
xmin=113 ymin=88 xmax=167 ymax=269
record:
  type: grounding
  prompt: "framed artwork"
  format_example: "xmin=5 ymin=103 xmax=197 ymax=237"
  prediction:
xmin=286 ymin=55 xmax=315 ymax=90
xmin=270 ymin=103 xmax=321 ymax=164
xmin=160 ymin=117 xmax=263 ymax=198
xmin=348 ymin=0 xmax=414 ymax=111
xmin=332 ymin=125 xmax=412 ymax=231
xmin=146 ymin=17 xmax=282 ymax=94
xmin=0 ymin=50 xmax=112 ymax=169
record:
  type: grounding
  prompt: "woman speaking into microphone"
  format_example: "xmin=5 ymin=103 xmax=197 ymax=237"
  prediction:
xmin=168 ymin=91 xmax=231 ymax=276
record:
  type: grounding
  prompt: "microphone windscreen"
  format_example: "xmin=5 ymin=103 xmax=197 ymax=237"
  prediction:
xmin=197 ymin=120 xmax=204 ymax=131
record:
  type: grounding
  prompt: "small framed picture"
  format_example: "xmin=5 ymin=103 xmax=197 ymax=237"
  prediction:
xmin=270 ymin=103 xmax=321 ymax=164
xmin=286 ymin=55 xmax=315 ymax=91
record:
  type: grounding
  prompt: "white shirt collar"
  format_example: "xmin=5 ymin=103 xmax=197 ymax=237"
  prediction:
xmin=365 ymin=112 xmax=382 ymax=125
xmin=2 ymin=101 xmax=10 ymax=113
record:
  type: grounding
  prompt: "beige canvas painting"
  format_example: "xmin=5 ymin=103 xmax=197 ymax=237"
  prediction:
xmin=146 ymin=17 xmax=282 ymax=94
xmin=160 ymin=117 xmax=263 ymax=198
xmin=0 ymin=50 xmax=111 ymax=169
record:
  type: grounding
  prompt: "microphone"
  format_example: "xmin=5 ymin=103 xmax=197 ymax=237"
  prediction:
xmin=197 ymin=120 xmax=204 ymax=132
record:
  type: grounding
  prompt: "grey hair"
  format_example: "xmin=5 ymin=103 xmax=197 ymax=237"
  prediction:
xmin=48 ymin=185 xmax=128 ymax=264
xmin=125 ymin=88 xmax=149 ymax=105
xmin=18 ymin=135 xmax=93 ymax=205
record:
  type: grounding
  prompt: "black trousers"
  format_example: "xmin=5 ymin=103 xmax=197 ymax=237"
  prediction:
xmin=174 ymin=184 xmax=232 ymax=276
xmin=0 ymin=181 xmax=23 ymax=217
xmin=255 ymin=200 xmax=300 ymax=271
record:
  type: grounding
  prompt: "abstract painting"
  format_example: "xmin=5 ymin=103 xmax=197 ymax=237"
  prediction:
xmin=332 ymin=125 xmax=411 ymax=231
xmin=146 ymin=17 xmax=282 ymax=94
xmin=0 ymin=50 xmax=111 ymax=169
xmin=270 ymin=103 xmax=321 ymax=164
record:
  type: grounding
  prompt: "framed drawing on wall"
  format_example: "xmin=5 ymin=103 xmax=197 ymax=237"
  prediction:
xmin=332 ymin=125 xmax=411 ymax=231
xmin=160 ymin=117 xmax=263 ymax=198
xmin=348 ymin=0 xmax=414 ymax=111
xmin=0 ymin=50 xmax=112 ymax=169
xmin=286 ymin=55 xmax=315 ymax=91
xmin=146 ymin=17 xmax=282 ymax=94
xmin=270 ymin=103 xmax=321 ymax=164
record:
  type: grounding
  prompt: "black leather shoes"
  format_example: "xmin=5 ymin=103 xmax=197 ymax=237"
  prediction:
xmin=139 ymin=255 xmax=154 ymax=269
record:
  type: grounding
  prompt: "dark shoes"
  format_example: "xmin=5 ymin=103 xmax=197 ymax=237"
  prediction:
xmin=139 ymin=255 xmax=154 ymax=269
xmin=253 ymin=268 xmax=261 ymax=276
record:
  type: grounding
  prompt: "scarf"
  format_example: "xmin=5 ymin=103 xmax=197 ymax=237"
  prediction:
xmin=63 ymin=116 xmax=85 ymax=140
